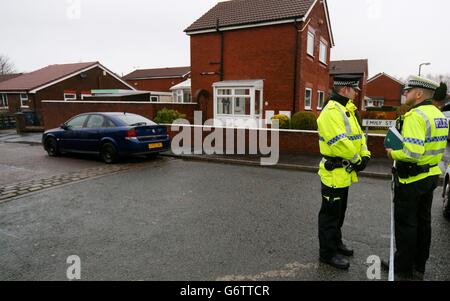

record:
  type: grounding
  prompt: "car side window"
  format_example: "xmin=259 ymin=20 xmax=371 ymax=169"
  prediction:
xmin=105 ymin=118 xmax=116 ymax=128
xmin=85 ymin=115 xmax=105 ymax=129
xmin=66 ymin=115 xmax=88 ymax=129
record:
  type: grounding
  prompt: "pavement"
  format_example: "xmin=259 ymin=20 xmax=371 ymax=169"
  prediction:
xmin=0 ymin=158 xmax=449 ymax=281
xmin=0 ymin=129 xmax=42 ymax=145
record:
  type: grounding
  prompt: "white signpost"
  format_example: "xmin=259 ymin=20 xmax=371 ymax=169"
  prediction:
xmin=362 ymin=119 xmax=396 ymax=128
xmin=362 ymin=119 xmax=396 ymax=142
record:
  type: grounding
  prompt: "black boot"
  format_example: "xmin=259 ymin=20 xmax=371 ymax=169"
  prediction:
xmin=381 ymin=259 xmax=414 ymax=280
xmin=320 ymin=254 xmax=350 ymax=270
xmin=337 ymin=243 xmax=354 ymax=257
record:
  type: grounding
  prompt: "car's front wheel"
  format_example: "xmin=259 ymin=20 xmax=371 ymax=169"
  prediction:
xmin=100 ymin=142 xmax=118 ymax=164
xmin=443 ymin=182 xmax=450 ymax=220
xmin=44 ymin=137 xmax=60 ymax=157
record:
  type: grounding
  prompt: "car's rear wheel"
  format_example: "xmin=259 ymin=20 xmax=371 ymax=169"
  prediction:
xmin=100 ymin=142 xmax=118 ymax=164
xmin=444 ymin=182 xmax=450 ymax=220
xmin=44 ymin=137 xmax=60 ymax=157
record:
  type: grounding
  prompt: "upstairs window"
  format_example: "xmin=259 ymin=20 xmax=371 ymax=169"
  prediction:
xmin=307 ymin=31 xmax=315 ymax=57
xmin=319 ymin=40 xmax=328 ymax=64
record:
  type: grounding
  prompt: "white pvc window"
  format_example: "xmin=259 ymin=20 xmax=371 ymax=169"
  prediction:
xmin=319 ymin=40 xmax=328 ymax=64
xmin=317 ymin=90 xmax=325 ymax=110
xmin=305 ymin=88 xmax=312 ymax=110
xmin=173 ymin=90 xmax=192 ymax=103
xmin=150 ymin=96 xmax=159 ymax=102
xmin=20 ymin=93 xmax=29 ymax=107
xmin=307 ymin=31 xmax=315 ymax=57
xmin=216 ymin=88 xmax=251 ymax=116
xmin=0 ymin=94 xmax=8 ymax=108
xmin=64 ymin=93 xmax=77 ymax=101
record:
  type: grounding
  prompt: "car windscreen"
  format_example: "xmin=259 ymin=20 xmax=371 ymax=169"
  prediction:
xmin=112 ymin=114 xmax=157 ymax=126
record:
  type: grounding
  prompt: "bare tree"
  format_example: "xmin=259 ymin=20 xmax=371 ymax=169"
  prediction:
xmin=0 ymin=55 xmax=16 ymax=75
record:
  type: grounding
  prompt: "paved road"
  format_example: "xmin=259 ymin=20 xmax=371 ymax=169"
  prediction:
xmin=1 ymin=159 xmax=449 ymax=281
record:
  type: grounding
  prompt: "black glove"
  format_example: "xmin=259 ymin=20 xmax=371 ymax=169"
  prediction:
xmin=354 ymin=157 xmax=370 ymax=172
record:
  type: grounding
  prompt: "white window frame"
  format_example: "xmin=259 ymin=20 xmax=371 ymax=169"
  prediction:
xmin=317 ymin=90 xmax=325 ymax=110
xmin=20 ymin=93 xmax=29 ymax=108
xmin=64 ymin=93 xmax=77 ymax=101
xmin=319 ymin=40 xmax=328 ymax=64
xmin=0 ymin=93 xmax=8 ymax=108
xmin=304 ymin=88 xmax=312 ymax=110
xmin=150 ymin=96 xmax=159 ymax=102
xmin=307 ymin=31 xmax=315 ymax=57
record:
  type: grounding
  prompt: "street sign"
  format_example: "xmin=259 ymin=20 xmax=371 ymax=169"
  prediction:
xmin=362 ymin=119 xmax=396 ymax=128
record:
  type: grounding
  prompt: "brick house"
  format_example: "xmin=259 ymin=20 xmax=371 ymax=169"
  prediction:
xmin=329 ymin=59 xmax=368 ymax=111
xmin=185 ymin=0 xmax=334 ymax=127
xmin=0 ymin=62 xmax=134 ymax=124
xmin=123 ymin=67 xmax=191 ymax=92
xmin=367 ymin=72 xmax=405 ymax=108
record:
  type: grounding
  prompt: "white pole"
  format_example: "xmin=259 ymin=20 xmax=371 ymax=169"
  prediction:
xmin=389 ymin=162 xmax=396 ymax=281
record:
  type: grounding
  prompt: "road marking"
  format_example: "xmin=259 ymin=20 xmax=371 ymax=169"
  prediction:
xmin=216 ymin=262 xmax=318 ymax=281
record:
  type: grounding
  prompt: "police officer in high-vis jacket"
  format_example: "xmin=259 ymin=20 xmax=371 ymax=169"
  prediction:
xmin=385 ymin=76 xmax=448 ymax=279
xmin=317 ymin=75 xmax=371 ymax=270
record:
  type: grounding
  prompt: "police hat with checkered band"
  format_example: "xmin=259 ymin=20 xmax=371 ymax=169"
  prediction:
xmin=404 ymin=75 xmax=440 ymax=91
xmin=333 ymin=75 xmax=361 ymax=92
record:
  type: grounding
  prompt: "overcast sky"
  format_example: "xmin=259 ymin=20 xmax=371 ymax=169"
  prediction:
xmin=1 ymin=0 xmax=449 ymax=79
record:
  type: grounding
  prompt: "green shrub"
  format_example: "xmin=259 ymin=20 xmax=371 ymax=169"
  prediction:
xmin=153 ymin=108 xmax=187 ymax=124
xmin=271 ymin=114 xmax=290 ymax=129
xmin=291 ymin=112 xmax=318 ymax=130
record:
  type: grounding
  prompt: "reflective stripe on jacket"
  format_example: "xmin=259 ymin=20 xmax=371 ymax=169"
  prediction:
xmin=317 ymin=99 xmax=371 ymax=188
xmin=391 ymin=103 xmax=449 ymax=184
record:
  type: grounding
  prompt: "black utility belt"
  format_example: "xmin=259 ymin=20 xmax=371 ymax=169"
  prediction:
xmin=393 ymin=162 xmax=437 ymax=179
xmin=323 ymin=156 xmax=353 ymax=172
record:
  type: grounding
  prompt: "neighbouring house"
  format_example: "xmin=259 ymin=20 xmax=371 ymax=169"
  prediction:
xmin=185 ymin=0 xmax=334 ymax=127
xmin=123 ymin=67 xmax=191 ymax=92
xmin=0 ymin=62 xmax=135 ymax=124
xmin=329 ymin=59 xmax=368 ymax=111
xmin=366 ymin=72 xmax=405 ymax=108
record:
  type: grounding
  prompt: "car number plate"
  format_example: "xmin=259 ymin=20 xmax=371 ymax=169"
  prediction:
xmin=149 ymin=142 xmax=163 ymax=149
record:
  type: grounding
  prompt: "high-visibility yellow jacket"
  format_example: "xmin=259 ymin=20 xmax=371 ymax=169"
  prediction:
xmin=391 ymin=100 xmax=448 ymax=184
xmin=317 ymin=94 xmax=371 ymax=189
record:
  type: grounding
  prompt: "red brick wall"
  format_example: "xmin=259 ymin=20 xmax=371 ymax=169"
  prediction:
xmin=125 ymin=77 xmax=186 ymax=92
xmin=167 ymin=126 xmax=387 ymax=158
xmin=367 ymin=74 xmax=404 ymax=107
xmin=190 ymin=0 xmax=331 ymax=119
xmin=41 ymin=101 xmax=198 ymax=130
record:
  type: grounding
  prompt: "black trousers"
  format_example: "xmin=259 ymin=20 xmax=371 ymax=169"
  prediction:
xmin=394 ymin=175 xmax=438 ymax=274
xmin=318 ymin=183 xmax=349 ymax=259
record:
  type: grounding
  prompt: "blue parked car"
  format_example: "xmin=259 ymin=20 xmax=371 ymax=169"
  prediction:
xmin=42 ymin=112 xmax=170 ymax=163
